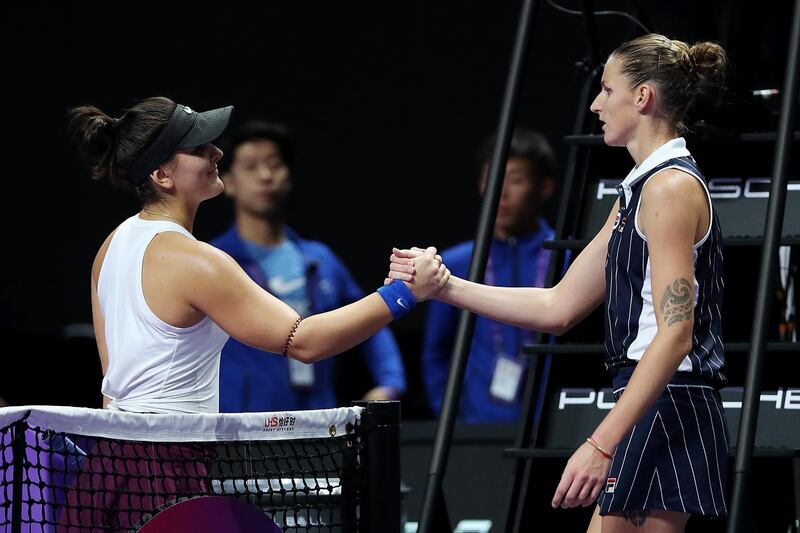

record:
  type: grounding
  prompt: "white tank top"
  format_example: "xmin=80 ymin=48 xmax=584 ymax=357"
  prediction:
xmin=98 ymin=215 xmax=229 ymax=414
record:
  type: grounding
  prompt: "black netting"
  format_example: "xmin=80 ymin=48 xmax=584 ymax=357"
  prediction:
xmin=0 ymin=417 xmax=363 ymax=532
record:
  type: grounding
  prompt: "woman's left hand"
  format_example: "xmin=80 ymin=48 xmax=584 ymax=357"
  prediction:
xmin=551 ymin=441 xmax=612 ymax=509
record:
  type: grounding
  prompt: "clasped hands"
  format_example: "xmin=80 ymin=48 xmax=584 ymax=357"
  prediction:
xmin=385 ymin=246 xmax=450 ymax=302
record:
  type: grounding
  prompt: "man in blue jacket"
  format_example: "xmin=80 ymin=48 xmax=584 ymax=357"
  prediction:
xmin=211 ymin=120 xmax=406 ymax=412
xmin=422 ymin=129 xmax=556 ymax=422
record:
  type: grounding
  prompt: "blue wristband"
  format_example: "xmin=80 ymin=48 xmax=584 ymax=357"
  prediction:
xmin=377 ymin=281 xmax=417 ymax=320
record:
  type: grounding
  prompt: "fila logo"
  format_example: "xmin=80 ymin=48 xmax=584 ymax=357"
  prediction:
xmin=617 ymin=217 xmax=627 ymax=233
xmin=606 ymin=477 xmax=617 ymax=494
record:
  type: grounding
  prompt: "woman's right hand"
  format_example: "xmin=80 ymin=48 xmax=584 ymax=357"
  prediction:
xmin=386 ymin=246 xmax=449 ymax=302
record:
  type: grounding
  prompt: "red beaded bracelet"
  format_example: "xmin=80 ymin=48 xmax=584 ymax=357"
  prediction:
xmin=282 ymin=317 xmax=303 ymax=357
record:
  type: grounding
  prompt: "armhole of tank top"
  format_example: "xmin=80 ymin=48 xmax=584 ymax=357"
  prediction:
xmin=95 ymin=226 xmax=123 ymax=304
xmin=137 ymin=230 xmax=211 ymax=334
xmin=633 ymin=164 xmax=713 ymax=249
xmin=96 ymin=244 xmax=109 ymax=301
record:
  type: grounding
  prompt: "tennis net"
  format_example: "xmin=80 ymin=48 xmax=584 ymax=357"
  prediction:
xmin=0 ymin=401 xmax=399 ymax=532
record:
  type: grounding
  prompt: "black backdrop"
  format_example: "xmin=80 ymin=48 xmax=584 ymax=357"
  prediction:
xmin=0 ymin=1 xmax=792 ymax=414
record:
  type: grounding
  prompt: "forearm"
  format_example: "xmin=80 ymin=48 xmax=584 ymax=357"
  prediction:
xmin=435 ymin=229 xmax=607 ymax=336
xmin=591 ymin=332 xmax=692 ymax=450
xmin=289 ymin=293 xmax=393 ymax=363
xmin=438 ymin=276 xmax=567 ymax=334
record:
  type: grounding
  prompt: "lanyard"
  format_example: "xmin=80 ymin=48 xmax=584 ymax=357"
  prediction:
xmin=484 ymin=237 xmax=551 ymax=358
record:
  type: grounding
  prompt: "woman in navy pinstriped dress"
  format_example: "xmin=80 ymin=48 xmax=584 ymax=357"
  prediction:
xmin=390 ymin=34 xmax=730 ymax=532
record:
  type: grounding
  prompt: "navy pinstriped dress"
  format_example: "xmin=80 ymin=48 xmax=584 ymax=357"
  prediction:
xmin=598 ymin=138 xmax=729 ymax=517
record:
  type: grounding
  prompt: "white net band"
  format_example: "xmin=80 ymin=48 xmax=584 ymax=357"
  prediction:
xmin=0 ymin=405 xmax=363 ymax=442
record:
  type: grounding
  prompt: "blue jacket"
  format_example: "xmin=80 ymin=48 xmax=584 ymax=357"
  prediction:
xmin=422 ymin=220 xmax=553 ymax=422
xmin=211 ymin=225 xmax=406 ymax=412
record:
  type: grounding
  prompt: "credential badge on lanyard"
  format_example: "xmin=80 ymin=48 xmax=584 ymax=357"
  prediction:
xmin=490 ymin=354 xmax=524 ymax=403
xmin=486 ymin=244 xmax=548 ymax=404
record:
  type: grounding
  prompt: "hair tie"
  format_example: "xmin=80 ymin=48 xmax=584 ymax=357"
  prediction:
xmin=110 ymin=117 xmax=121 ymax=132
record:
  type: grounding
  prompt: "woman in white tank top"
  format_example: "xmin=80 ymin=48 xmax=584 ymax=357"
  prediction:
xmin=68 ymin=96 xmax=449 ymax=415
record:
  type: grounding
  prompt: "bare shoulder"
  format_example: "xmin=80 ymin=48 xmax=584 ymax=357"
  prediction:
xmin=147 ymin=232 xmax=242 ymax=281
xmin=145 ymin=233 xmax=266 ymax=315
xmin=642 ymin=168 xmax=705 ymax=207
xmin=640 ymin=168 xmax=707 ymax=241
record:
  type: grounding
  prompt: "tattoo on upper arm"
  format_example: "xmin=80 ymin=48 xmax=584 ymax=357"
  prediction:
xmin=660 ymin=278 xmax=693 ymax=326
xmin=624 ymin=510 xmax=649 ymax=526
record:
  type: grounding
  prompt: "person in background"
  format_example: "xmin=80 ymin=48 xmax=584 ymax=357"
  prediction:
xmin=212 ymin=120 xmax=407 ymax=412
xmin=421 ymin=128 xmax=557 ymax=422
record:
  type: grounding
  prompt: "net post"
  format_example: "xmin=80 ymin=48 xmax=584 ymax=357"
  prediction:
xmin=352 ymin=400 xmax=401 ymax=533
xmin=11 ymin=420 xmax=26 ymax=533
